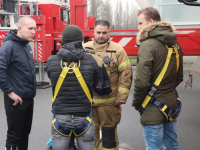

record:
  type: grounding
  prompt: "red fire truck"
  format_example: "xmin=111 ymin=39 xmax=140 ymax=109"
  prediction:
xmin=0 ymin=0 xmax=200 ymax=88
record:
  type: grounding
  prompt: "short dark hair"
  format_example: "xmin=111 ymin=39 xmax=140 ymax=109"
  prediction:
xmin=94 ymin=19 xmax=110 ymax=28
xmin=138 ymin=7 xmax=161 ymax=22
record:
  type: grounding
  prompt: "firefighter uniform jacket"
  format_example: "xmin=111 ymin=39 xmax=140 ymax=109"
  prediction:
xmin=83 ymin=38 xmax=132 ymax=106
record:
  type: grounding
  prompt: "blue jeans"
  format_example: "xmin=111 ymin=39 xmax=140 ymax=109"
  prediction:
xmin=142 ymin=120 xmax=179 ymax=150
xmin=52 ymin=114 xmax=94 ymax=150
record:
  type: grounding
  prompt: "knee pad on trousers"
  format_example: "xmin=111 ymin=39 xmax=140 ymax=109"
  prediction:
xmin=102 ymin=127 xmax=116 ymax=148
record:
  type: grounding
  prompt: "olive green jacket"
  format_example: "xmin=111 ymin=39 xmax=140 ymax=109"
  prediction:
xmin=132 ymin=20 xmax=183 ymax=125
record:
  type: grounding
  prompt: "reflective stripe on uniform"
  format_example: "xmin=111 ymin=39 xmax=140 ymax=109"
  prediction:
xmin=94 ymin=148 xmax=99 ymax=150
xmin=118 ymin=59 xmax=130 ymax=71
xmin=107 ymin=68 xmax=117 ymax=76
xmin=92 ymin=97 xmax=116 ymax=104
xmin=118 ymin=87 xmax=130 ymax=94
xmin=107 ymin=71 xmax=111 ymax=76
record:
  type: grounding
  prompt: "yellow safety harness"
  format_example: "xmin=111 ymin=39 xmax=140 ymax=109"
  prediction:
xmin=52 ymin=60 xmax=93 ymax=136
xmin=138 ymin=44 xmax=181 ymax=122
xmin=52 ymin=60 xmax=92 ymax=105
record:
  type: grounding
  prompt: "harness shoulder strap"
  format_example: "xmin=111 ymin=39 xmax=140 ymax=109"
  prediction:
xmin=154 ymin=45 xmax=173 ymax=86
xmin=73 ymin=67 xmax=92 ymax=106
xmin=52 ymin=67 xmax=69 ymax=103
xmin=141 ymin=44 xmax=178 ymax=109
xmin=174 ymin=46 xmax=179 ymax=71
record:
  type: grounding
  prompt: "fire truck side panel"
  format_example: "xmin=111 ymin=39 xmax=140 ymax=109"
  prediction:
xmin=37 ymin=4 xmax=67 ymax=60
xmin=75 ymin=6 xmax=87 ymax=30
xmin=45 ymin=36 xmax=53 ymax=60
xmin=31 ymin=16 xmax=47 ymax=62
xmin=177 ymin=35 xmax=200 ymax=56
xmin=38 ymin=4 xmax=56 ymax=31
xmin=88 ymin=16 xmax=96 ymax=30
xmin=70 ymin=0 xmax=87 ymax=30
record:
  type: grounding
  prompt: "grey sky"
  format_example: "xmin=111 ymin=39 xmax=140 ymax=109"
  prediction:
xmin=109 ymin=0 xmax=139 ymax=9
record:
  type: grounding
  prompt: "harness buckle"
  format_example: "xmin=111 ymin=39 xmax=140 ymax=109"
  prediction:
xmin=148 ymin=86 xmax=157 ymax=97
xmin=58 ymin=125 xmax=64 ymax=131
xmin=65 ymin=62 xmax=76 ymax=69
xmin=138 ymin=106 xmax=144 ymax=115
xmin=172 ymin=44 xmax=179 ymax=49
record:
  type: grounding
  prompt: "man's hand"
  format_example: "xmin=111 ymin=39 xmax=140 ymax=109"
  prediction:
xmin=8 ymin=92 xmax=23 ymax=106
xmin=114 ymin=101 xmax=124 ymax=106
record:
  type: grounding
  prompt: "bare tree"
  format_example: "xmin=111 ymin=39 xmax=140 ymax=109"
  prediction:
xmin=129 ymin=3 xmax=138 ymax=29
xmin=87 ymin=0 xmax=96 ymax=17
xmin=87 ymin=0 xmax=138 ymax=29
xmin=97 ymin=0 xmax=106 ymax=19
xmin=122 ymin=1 xmax=130 ymax=29
xmin=102 ymin=0 xmax=113 ymax=26
xmin=114 ymin=0 xmax=123 ymax=29
xmin=87 ymin=0 xmax=105 ymax=20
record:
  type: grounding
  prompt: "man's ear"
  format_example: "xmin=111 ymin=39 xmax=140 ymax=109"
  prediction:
xmin=149 ymin=19 xmax=155 ymax=23
xmin=18 ymin=26 xmax=21 ymax=32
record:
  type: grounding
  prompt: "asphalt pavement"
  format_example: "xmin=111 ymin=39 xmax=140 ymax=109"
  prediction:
xmin=0 ymin=65 xmax=200 ymax=150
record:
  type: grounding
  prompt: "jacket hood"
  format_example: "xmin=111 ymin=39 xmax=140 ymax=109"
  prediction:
xmin=3 ymin=29 xmax=29 ymax=45
xmin=57 ymin=41 xmax=85 ymax=61
xmin=137 ymin=20 xmax=177 ymax=46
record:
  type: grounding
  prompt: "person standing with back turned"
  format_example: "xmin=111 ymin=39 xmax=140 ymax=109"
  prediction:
xmin=0 ymin=16 xmax=37 ymax=150
xmin=132 ymin=7 xmax=183 ymax=150
xmin=83 ymin=19 xmax=132 ymax=150
xmin=47 ymin=25 xmax=99 ymax=150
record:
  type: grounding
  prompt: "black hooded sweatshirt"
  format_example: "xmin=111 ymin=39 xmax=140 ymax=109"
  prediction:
xmin=0 ymin=29 xmax=36 ymax=99
xmin=47 ymin=41 xmax=99 ymax=116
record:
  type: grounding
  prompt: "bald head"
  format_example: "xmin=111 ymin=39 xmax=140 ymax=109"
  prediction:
xmin=18 ymin=16 xmax=36 ymax=27
xmin=17 ymin=16 xmax=36 ymax=41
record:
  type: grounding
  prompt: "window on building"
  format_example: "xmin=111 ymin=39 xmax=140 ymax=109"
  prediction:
xmin=148 ymin=0 xmax=200 ymax=24
xmin=160 ymin=5 xmax=200 ymax=23
xmin=149 ymin=0 xmax=183 ymax=4
xmin=148 ymin=0 xmax=159 ymax=4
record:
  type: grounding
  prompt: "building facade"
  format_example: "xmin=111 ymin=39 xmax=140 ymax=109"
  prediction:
xmin=135 ymin=0 xmax=200 ymax=28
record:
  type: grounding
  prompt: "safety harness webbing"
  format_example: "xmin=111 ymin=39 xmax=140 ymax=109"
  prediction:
xmin=73 ymin=67 xmax=92 ymax=106
xmin=52 ymin=67 xmax=69 ymax=103
xmin=52 ymin=60 xmax=92 ymax=136
xmin=52 ymin=111 xmax=93 ymax=137
xmin=139 ymin=44 xmax=181 ymax=122
xmin=52 ymin=61 xmax=92 ymax=105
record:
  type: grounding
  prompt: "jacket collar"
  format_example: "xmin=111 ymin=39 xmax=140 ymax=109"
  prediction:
xmin=137 ymin=20 xmax=176 ymax=44
xmin=93 ymin=38 xmax=111 ymax=46
xmin=57 ymin=41 xmax=84 ymax=61
xmin=91 ymin=38 xmax=111 ymax=52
